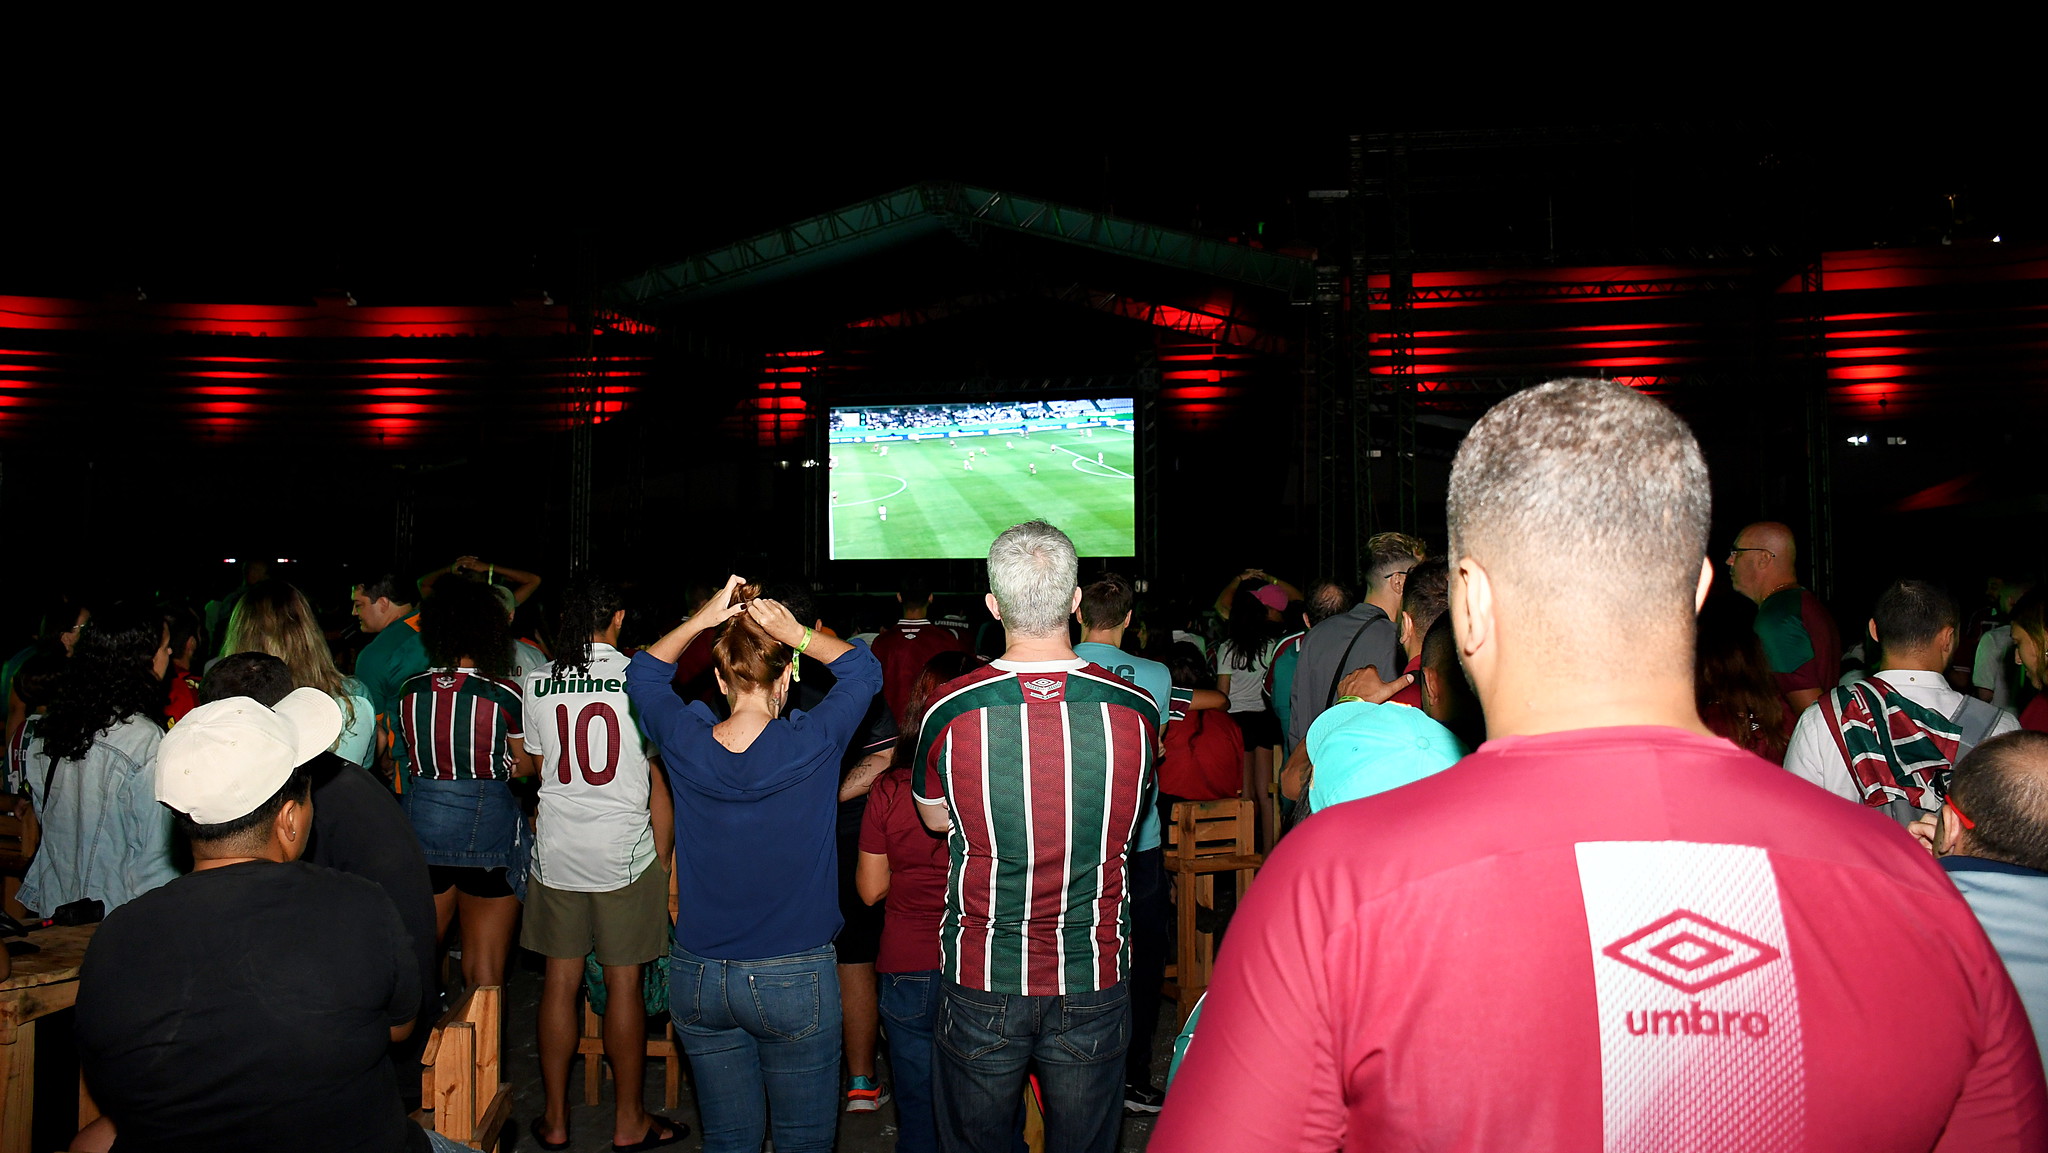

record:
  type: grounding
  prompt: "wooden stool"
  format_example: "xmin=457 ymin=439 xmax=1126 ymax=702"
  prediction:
xmin=1160 ymin=799 xmax=1262 ymax=1028
xmin=576 ymin=861 xmax=682 ymax=1110
xmin=415 ymin=985 xmax=512 ymax=1149
xmin=578 ymin=1004 xmax=682 ymax=1110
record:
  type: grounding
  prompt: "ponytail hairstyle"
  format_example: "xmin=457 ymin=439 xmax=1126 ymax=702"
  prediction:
xmin=711 ymin=582 xmax=791 ymax=693
xmin=554 ymin=575 xmax=625 ymax=680
xmin=420 ymin=579 xmax=515 ymax=678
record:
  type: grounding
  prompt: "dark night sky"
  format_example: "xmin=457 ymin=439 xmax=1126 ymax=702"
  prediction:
xmin=8 ymin=117 xmax=2042 ymax=305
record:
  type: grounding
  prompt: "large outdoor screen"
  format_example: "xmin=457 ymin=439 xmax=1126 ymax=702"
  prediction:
xmin=828 ymin=398 xmax=1136 ymax=560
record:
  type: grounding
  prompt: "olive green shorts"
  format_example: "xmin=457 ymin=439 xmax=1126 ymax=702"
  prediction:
xmin=520 ymin=860 xmax=669 ymax=966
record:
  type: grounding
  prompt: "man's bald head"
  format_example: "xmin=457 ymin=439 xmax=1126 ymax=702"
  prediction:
xmin=1728 ymin=521 xmax=1800 ymax=604
xmin=1949 ymin=731 xmax=2048 ymax=871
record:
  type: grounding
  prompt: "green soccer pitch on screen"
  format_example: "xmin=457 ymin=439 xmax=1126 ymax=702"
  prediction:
xmin=826 ymin=398 xmax=1137 ymax=561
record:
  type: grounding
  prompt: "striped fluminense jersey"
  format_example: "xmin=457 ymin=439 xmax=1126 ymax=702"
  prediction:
xmin=399 ymin=668 xmax=524 ymax=781
xmin=912 ymin=658 xmax=1159 ymax=996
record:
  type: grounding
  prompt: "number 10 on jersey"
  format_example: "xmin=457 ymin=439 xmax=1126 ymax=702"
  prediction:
xmin=553 ymin=702 xmax=621 ymax=785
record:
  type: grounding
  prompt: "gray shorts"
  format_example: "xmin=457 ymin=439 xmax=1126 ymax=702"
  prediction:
xmin=520 ymin=860 xmax=669 ymax=966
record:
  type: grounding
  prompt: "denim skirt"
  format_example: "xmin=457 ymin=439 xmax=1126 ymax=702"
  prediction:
xmin=401 ymin=775 xmax=528 ymax=892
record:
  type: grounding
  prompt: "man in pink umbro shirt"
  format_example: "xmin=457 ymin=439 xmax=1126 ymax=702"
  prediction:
xmin=1153 ymin=379 xmax=2048 ymax=1152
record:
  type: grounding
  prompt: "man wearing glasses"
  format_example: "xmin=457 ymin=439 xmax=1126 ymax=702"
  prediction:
xmin=1726 ymin=521 xmax=1841 ymax=716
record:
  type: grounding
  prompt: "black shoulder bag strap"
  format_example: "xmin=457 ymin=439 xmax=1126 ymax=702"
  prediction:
xmin=1323 ymin=606 xmax=1389 ymax=711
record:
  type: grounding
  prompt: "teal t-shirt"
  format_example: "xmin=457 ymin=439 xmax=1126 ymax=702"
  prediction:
xmin=1075 ymin=641 xmax=1170 ymax=853
xmin=1303 ymin=700 xmax=1465 ymax=815
xmin=1755 ymin=588 xmax=1817 ymax=674
xmin=354 ymin=618 xmax=429 ymax=767
xmin=1269 ymin=633 xmax=1305 ymax=753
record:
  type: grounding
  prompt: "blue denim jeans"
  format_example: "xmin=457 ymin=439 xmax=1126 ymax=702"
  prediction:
xmin=880 ymin=970 xmax=943 ymax=1153
xmin=933 ymin=979 xmax=1130 ymax=1153
xmin=669 ymin=941 xmax=843 ymax=1153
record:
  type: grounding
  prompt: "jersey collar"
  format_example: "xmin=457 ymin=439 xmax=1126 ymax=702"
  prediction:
xmin=993 ymin=657 xmax=1088 ymax=673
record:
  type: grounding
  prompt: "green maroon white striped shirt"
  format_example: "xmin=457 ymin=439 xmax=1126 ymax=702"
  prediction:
xmin=912 ymin=657 xmax=1159 ymax=996
xmin=399 ymin=668 xmax=524 ymax=781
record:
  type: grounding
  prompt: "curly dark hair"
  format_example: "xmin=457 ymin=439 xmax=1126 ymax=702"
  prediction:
xmin=420 ymin=579 xmax=514 ymax=678
xmin=40 ymin=601 xmax=167 ymax=763
xmin=553 ymin=574 xmax=625 ymax=680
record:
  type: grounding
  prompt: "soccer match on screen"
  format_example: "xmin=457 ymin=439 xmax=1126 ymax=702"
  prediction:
xmin=828 ymin=398 xmax=1136 ymax=560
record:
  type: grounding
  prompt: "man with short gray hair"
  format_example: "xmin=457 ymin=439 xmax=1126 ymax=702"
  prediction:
xmin=1158 ymin=379 xmax=2047 ymax=1151
xmin=915 ymin=520 xmax=1160 ymax=1153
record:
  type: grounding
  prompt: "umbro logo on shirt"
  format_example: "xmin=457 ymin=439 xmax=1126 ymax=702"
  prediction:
xmin=1602 ymin=908 xmax=1781 ymax=994
xmin=1023 ymin=677 xmax=1063 ymax=701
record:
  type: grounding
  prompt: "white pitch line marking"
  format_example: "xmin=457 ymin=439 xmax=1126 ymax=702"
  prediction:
xmin=830 ymin=473 xmax=909 ymax=507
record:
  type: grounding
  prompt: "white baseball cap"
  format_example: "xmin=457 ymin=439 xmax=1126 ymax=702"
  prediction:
xmin=156 ymin=687 xmax=342 ymax=824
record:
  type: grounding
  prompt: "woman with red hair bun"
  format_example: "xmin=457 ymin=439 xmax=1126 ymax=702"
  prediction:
xmin=625 ymin=575 xmax=884 ymax=1153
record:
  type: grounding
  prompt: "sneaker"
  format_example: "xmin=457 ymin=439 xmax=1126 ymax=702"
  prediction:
xmin=846 ymin=1074 xmax=890 ymax=1113
xmin=1124 ymin=1082 xmax=1166 ymax=1114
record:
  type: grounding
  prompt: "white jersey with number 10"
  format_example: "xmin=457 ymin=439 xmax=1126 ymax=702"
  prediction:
xmin=522 ymin=643 xmax=659 ymax=892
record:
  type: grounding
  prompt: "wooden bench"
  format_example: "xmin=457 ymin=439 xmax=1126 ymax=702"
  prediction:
xmin=414 ymin=985 xmax=510 ymax=1150
xmin=1161 ymin=799 xmax=1262 ymax=1027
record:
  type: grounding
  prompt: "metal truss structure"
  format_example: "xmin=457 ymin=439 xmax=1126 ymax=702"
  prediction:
xmin=608 ymin=183 xmax=1316 ymax=312
xmin=845 ymin=284 xmax=1288 ymax=356
xmin=1307 ymin=128 xmax=1835 ymax=589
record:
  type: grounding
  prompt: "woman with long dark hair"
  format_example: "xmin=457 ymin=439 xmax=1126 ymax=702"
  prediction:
xmin=18 ymin=601 xmax=175 ymax=916
xmin=397 ymin=579 xmax=529 ymax=995
xmin=1695 ymin=590 xmax=1790 ymax=763
xmin=625 ymin=575 xmax=884 ymax=1153
xmin=223 ymin=581 xmax=374 ymax=765
xmin=855 ymin=648 xmax=983 ymax=1153
xmin=1216 ymin=584 xmax=1285 ymax=813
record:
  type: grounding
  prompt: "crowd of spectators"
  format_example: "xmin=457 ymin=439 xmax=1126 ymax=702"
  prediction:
xmin=832 ymin=398 xmax=1117 ymax=433
xmin=6 ymin=377 xmax=2048 ymax=1151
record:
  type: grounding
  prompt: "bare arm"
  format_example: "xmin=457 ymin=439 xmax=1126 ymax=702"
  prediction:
xmin=1214 ymin=572 xmax=1249 ymax=619
xmin=1188 ymin=688 xmax=1228 ymax=711
xmin=512 ymin=748 xmax=543 ymax=778
xmin=839 ymin=748 xmax=892 ymax=803
xmin=489 ymin=560 xmax=544 ymax=606
xmin=1974 ymin=687 xmax=1997 ymax=703
xmin=1786 ymin=687 xmax=1824 ymax=714
xmin=856 ymin=850 xmax=891 ymax=904
xmin=918 ymin=798 xmax=952 ymax=834
xmin=389 ymin=1019 xmax=415 ymax=1043
xmin=648 ymin=759 xmax=674 ymax=872
xmin=644 ymin=575 xmax=749 ymax=664
xmin=1279 ymin=740 xmax=1313 ymax=802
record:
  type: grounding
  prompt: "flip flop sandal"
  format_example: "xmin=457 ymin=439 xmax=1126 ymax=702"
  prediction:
xmin=612 ymin=1114 xmax=690 ymax=1153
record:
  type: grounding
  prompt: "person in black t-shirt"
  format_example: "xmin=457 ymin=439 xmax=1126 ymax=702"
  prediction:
xmin=199 ymin=653 xmax=439 ymax=1031
xmin=72 ymin=688 xmax=459 ymax=1153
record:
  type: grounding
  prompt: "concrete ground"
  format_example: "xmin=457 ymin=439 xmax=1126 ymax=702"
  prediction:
xmin=476 ymin=955 xmax=1170 ymax=1152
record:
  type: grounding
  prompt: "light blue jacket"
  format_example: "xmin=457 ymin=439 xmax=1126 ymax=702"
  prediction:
xmin=1943 ymin=855 xmax=2048 ymax=1067
xmin=19 ymin=715 xmax=177 ymax=916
